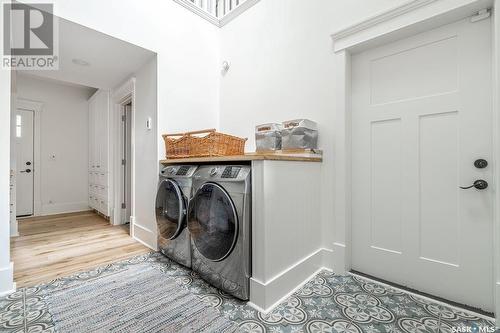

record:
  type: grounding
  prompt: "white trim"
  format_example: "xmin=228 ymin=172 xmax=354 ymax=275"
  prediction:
xmin=16 ymin=98 xmax=43 ymax=217
xmin=249 ymin=248 xmax=330 ymax=312
xmin=331 ymin=0 xmax=493 ymax=52
xmin=132 ymin=220 xmax=156 ymax=250
xmin=133 ymin=222 xmax=154 ymax=234
xmin=331 ymin=0 xmax=499 ymax=321
xmin=248 ymin=268 xmax=328 ymax=314
xmin=39 ymin=201 xmax=89 ymax=216
xmin=111 ymin=78 xmax=136 ymax=231
xmin=0 ymin=263 xmax=15 ymax=296
xmin=331 ymin=0 xmax=437 ymax=41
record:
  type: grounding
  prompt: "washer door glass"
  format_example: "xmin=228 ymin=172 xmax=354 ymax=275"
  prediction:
xmin=156 ymin=179 xmax=185 ymax=240
xmin=188 ymin=183 xmax=238 ymax=261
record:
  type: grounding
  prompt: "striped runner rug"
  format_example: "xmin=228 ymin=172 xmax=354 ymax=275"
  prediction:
xmin=44 ymin=262 xmax=238 ymax=332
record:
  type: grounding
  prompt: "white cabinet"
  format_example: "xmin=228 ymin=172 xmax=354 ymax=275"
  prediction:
xmin=88 ymin=90 xmax=112 ymax=217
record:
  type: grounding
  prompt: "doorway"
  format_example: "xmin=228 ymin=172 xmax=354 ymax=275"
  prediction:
xmin=121 ymin=102 xmax=132 ymax=225
xmin=351 ymin=17 xmax=493 ymax=311
xmin=15 ymin=109 xmax=34 ymax=217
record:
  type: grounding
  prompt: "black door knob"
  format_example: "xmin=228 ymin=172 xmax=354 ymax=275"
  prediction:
xmin=460 ymin=179 xmax=488 ymax=190
xmin=474 ymin=159 xmax=488 ymax=169
xmin=26 ymin=161 xmax=31 ymax=166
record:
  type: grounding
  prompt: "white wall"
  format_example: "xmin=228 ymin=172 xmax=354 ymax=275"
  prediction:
xmin=16 ymin=75 xmax=95 ymax=215
xmin=130 ymin=57 xmax=159 ymax=248
xmin=22 ymin=0 xmax=221 ymax=160
xmin=219 ymin=0 xmax=408 ymax=264
xmin=17 ymin=0 xmax=221 ymax=252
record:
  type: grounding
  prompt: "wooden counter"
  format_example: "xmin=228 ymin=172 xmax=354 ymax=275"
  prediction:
xmin=159 ymin=151 xmax=322 ymax=164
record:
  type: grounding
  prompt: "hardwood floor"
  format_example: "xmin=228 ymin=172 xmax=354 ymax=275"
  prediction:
xmin=11 ymin=211 xmax=151 ymax=287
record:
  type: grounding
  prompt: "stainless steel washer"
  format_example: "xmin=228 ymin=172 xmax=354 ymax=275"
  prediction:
xmin=156 ymin=165 xmax=198 ymax=267
xmin=188 ymin=165 xmax=251 ymax=300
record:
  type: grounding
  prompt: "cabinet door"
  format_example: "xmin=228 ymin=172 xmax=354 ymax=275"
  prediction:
xmin=96 ymin=94 xmax=103 ymax=171
xmin=100 ymin=92 xmax=109 ymax=173
xmin=88 ymin=98 xmax=95 ymax=171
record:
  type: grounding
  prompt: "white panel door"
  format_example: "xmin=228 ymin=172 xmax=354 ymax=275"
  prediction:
xmin=351 ymin=17 xmax=493 ymax=311
xmin=15 ymin=109 xmax=34 ymax=217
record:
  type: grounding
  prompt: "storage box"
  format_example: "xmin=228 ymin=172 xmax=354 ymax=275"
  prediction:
xmin=255 ymin=123 xmax=282 ymax=151
xmin=281 ymin=119 xmax=318 ymax=150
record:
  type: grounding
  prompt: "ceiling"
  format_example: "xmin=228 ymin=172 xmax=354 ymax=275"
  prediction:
xmin=17 ymin=16 xmax=156 ymax=89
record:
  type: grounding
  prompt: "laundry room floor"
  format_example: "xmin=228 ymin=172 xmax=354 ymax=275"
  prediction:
xmin=11 ymin=211 xmax=150 ymax=287
xmin=0 ymin=252 xmax=494 ymax=333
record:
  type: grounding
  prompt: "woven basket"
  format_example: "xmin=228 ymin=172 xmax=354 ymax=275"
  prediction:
xmin=163 ymin=129 xmax=247 ymax=159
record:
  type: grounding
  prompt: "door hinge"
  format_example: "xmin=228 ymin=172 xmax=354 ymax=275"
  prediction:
xmin=121 ymin=203 xmax=126 ymax=209
xmin=471 ymin=9 xmax=490 ymax=23
xmin=122 ymin=159 xmax=126 ymax=166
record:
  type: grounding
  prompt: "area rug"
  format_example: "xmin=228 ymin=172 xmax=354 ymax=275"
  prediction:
xmin=44 ymin=263 xmax=237 ymax=333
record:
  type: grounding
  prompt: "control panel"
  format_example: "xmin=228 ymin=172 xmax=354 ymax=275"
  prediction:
xmin=160 ymin=165 xmax=196 ymax=178
xmin=221 ymin=166 xmax=241 ymax=179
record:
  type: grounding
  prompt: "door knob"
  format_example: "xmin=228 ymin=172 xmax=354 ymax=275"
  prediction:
xmin=460 ymin=179 xmax=488 ymax=190
xmin=474 ymin=159 xmax=488 ymax=169
xmin=20 ymin=169 xmax=31 ymax=173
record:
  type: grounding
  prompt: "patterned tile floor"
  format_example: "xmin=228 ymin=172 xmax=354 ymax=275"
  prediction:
xmin=0 ymin=252 xmax=495 ymax=333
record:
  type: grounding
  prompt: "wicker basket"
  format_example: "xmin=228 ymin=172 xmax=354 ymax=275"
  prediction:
xmin=163 ymin=129 xmax=247 ymax=159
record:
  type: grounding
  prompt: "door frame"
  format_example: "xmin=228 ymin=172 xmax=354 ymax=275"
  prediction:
xmin=15 ymin=98 xmax=43 ymax=217
xmin=111 ymin=78 xmax=136 ymax=233
xmin=331 ymin=0 xmax=500 ymax=322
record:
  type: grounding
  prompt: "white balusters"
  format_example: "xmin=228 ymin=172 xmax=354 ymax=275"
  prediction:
xmin=186 ymin=0 xmax=246 ymax=18
xmin=174 ymin=0 xmax=254 ymax=25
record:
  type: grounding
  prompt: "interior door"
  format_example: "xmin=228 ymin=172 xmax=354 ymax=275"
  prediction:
xmin=15 ymin=109 xmax=34 ymax=217
xmin=351 ymin=17 xmax=493 ymax=311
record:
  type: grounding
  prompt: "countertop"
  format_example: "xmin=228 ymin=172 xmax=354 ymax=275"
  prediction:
xmin=160 ymin=151 xmax=322 ymax=164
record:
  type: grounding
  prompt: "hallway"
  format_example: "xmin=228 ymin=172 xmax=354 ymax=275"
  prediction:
xmin=11 ymin=211 xmax=150 ymax=287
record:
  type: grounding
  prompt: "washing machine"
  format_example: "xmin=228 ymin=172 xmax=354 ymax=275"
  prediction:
xmin=156 ymin=165 xmax=198 ymax=268
xmin=188 ymin=165 xmax=251 ymax=300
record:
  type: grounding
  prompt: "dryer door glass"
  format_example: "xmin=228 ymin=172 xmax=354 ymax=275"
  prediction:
xmin=188 ymin=183 xmax=238 ymax=261
xmin=156 ymin=179 xmax=185 ymax=240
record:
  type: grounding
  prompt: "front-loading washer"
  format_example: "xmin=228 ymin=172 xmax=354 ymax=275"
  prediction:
xmin=156 ymin=165 xmax=198 ymax=268
xmin=188 ymin=165 xmax=251 ymax=300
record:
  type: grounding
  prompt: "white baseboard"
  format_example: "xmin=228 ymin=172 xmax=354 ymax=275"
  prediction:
xmin=0 ymin=263 xmax=15 ymax=296
xmin=249 ymin=248 xmax=329 ymax=312
xmin=10 ymin=219 xmax=18 ymax=237
xmin=332 ymin=242 xmax=347 ymax=274
xmin=132 ymin=221 xmax=157 ymax=251
xmin=322 ymin=247 xmax=334 ymax=270
xmin=40 ymin=201 xmax=89 ymax=216
xmin=496 ymin=282 xmax=500 ymax=326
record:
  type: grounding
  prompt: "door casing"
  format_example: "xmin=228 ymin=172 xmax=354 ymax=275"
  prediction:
xmin=331 ymin=0 xmax=500 ymax=323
